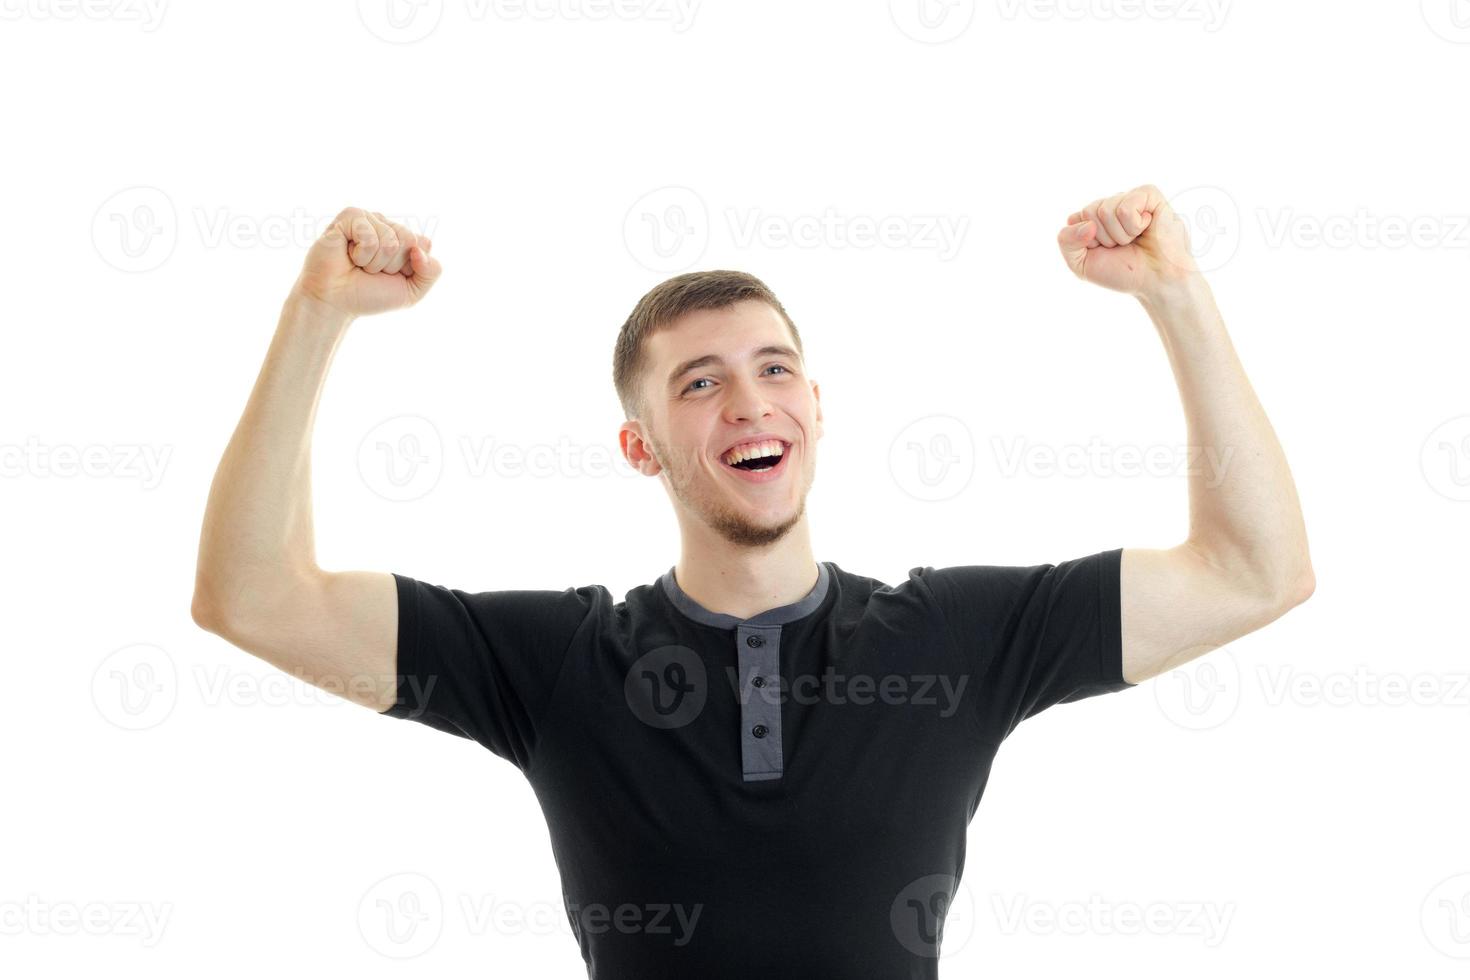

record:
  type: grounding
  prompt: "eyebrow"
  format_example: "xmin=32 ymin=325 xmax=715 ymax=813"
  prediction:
xmin=666 ymin=345 xmax=801 ymax=392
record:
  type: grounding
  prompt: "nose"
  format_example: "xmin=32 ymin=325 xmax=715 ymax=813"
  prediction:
xmin=721 ymin=372 xmax=776 ymax=424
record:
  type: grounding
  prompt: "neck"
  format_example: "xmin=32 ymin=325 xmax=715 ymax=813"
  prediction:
xmin=672 ymin=519 xmax=820 ymax=621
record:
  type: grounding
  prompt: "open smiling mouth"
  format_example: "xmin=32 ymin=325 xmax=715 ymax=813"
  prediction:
xmin=719 ymin=441 xmax=792 ymax=483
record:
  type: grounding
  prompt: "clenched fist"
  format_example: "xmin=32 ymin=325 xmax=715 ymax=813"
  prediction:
xmin=292 ymin=207 xmax=443 ymax=317
xmin=1058 ymin=185 xmax=1200 ymax=300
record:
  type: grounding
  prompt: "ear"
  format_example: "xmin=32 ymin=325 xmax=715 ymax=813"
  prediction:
xmin=811 ymin=380 xmax=823 ymax=440
xmin=619 ymin=422 xmax=662 ymax=476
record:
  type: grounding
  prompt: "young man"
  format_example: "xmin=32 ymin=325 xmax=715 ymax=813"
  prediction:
xmin=191 ymin=187 xmax=1313 ymax=978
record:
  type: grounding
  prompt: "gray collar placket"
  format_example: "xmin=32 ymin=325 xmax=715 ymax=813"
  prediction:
xmin=658 ymin=562 xmax=831 ymax=782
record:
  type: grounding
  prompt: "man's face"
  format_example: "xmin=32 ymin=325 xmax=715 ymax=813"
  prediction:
xmin=620 ymin=299 xmax=823 ymax=548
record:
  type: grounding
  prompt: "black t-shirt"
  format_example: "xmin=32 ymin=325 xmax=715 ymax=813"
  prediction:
xmin=381 ymin=549 xmax=1137 ymax=979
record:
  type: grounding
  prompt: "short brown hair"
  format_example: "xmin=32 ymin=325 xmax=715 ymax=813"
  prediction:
xmin=613 ymin=270 xmax=804 ymax=420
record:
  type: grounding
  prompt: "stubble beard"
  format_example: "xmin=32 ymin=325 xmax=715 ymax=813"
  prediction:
xmin=654 ymin=438 xmax=808 ymax=549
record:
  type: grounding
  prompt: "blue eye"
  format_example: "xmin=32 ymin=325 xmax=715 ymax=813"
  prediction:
xmin=685 ymin=364 xmax=791 ymax=393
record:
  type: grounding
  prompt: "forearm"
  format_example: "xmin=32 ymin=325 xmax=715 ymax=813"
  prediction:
xmin=192 ymin=291 xmax=356 ymax=624
xmin=1139 ymin=276 xmax=1313 ymax=602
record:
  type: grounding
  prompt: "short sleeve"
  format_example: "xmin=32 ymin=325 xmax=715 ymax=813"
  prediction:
xmin=912 ymin=548 xmax=1136 ymax=744
xmin=380 ymin=572 xmax=600 ymax=771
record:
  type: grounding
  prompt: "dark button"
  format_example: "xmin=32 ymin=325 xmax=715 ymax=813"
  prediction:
xmin=751 ymin=724 xmax=768 ymax=738
xmin=751 ymin=676 xmax=766 ymax=688
xmin=746 ymin=634 xmax=764 ymax=648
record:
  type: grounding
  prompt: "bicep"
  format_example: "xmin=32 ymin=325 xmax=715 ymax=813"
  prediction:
xmin=207 ymin=569 xmax=400 ymax=712
xmin=1119 ymin=543 xmax=1283 ymax=684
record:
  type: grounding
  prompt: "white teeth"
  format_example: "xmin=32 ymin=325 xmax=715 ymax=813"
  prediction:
xmin=723 ymin=440 xmax=785 ymax=465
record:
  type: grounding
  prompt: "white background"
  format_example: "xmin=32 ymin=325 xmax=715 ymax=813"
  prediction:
xmin=4 ymin=0 xmax=1468 ymax=976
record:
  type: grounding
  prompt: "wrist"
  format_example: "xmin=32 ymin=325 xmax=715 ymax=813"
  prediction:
xmin=1137 ymin=271 xmax=1213 ymax=317
xmin=283 ymin=285 xmax=357 ymax=331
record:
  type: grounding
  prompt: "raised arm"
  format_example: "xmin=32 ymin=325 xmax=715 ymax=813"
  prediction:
xmin=1057 ymin=185 xmax=1314 ymax=685
xmin=190 ymin=208 xmax=443 ymax=712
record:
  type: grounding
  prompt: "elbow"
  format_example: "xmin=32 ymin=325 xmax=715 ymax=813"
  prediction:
xmin=192 ymin=590 xmax=255 ymax=644
xmin=191 ymin=589 xmax=224 ymax=634
xmin=1280 ymin=544 xmax=1316 ymax=608
xmin=1287 ymin=566 xmax=1315 ymax=607
xmin=1188 ymin=537 xmax=1315 ymax=611
xmin=191 ymin=573 xmax=240 ymax=635
xmin=1263 ymin=561 xmax=1315 ymax=612
xmin=191 ymin=568 xmax=309 ymax=639
xmin=191 ymin=560 xmax=221 ymax=631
